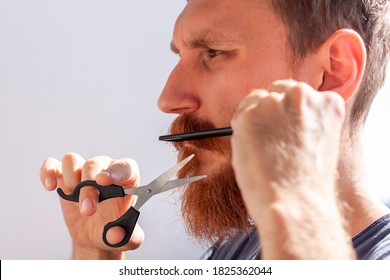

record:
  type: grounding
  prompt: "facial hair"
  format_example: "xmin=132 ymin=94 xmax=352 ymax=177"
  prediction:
xmin=169 ymin=114 xmax=252 ymax=245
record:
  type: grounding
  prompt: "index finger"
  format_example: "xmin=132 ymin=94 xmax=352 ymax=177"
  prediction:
xmin=40 ymin=157 xmax=63 ymax=191
xmin=95 ymin=158 xmax=140 ymax=188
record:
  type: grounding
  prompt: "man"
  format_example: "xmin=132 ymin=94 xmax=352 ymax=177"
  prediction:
xmin=40 ymin=0 xmax=390 ymax=259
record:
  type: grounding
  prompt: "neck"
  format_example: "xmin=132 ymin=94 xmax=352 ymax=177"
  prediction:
xmin=337 ymin=126 xmax=389 ymax=237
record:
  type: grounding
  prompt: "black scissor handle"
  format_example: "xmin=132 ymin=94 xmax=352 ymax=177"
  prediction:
xmin=57 ymin=180 xmax=125 ymax=203
xmin=102 ymin=206 xmax=140 ymax=248
xmin=57 ymin=180 xmax=138 ymax=248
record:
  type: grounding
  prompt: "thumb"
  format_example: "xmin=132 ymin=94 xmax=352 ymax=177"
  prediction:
xmin=95 ymin=158 xmax=140 ymax=188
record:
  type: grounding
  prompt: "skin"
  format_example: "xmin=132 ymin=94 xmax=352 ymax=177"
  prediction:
xmin=40 ymin=0 xmax=390 ymax=259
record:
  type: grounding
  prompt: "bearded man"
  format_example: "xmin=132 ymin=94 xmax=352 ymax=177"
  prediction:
xmin=40 ymin=0 xmax=390 ymax=259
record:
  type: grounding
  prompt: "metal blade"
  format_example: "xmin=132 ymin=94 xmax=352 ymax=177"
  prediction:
xmin=124 ymin=175 xmax=206 ymax=196
xmin=149 ymin=154 xmax=195 ymax=189
xmin=156 ymin=175 xmax=207 ymax=194
xmin=130 ymin=154 xmax=196 ymax=209
xmin=154 ymin=175 xmax=207 ymax=195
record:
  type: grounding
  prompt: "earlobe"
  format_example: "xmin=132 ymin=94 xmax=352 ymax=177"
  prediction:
xmin=318 ymin=29 xmax=367 ymax=102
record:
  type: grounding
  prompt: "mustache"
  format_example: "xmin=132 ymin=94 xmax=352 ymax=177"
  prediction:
xmin=168 ymin=114 xmax=229 ymax=154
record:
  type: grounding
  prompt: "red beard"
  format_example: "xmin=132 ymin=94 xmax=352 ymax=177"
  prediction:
xmin=169 ymin=114 xmax=251 ymax=245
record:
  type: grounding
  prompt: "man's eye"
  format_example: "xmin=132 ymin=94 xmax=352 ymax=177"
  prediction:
xmin=207 ymin=49 xmax=223 ymax=58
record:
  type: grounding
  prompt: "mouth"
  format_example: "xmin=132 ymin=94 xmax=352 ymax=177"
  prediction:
xmin=165 ymin=115 xmax=233 ymax=164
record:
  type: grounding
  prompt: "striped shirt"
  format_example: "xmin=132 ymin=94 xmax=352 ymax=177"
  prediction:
xmin=203 ymin=214 xmax=390 ymax=260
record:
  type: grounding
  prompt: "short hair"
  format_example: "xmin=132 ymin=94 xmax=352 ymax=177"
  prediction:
xmin=270 ymin=0 xmax=390 ymax=127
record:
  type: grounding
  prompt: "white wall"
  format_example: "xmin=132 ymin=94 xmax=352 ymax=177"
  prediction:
xmin=0 ymin=0 xmax=389 ymax=260
xmin=363 ymin=64 xmax=390 ymax=204
xmin=0 ymin=0 xmax=208 ymax=260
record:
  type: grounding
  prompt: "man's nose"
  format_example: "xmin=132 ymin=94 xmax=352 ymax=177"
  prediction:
xmin=157 ymin=63 xmax=200 ymax=115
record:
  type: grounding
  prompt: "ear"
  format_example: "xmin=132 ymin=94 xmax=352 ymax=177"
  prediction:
xmin=318 ymin=29 xmax=366 ymax=102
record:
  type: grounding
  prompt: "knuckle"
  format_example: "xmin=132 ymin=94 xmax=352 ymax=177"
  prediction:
xmin=62 ymin=152 xmax=82 ymax=164
xmin=249 ymin=89 xmax=269 ymax=100
xmin=85 ymin=157 xmax=98 ymax=165
xmin=324 ymin=92 xmax=346 ymax=118
xmin=291 ymin=82 xmax=311 ymax=96
xmin=235 ymin=94 xmax=280 ymax=124
xmin=284 ymin=82 xmax=316 ymax=109
xmin=287 ymin=83 xmax=307 ymax=100
xmin=84 ymin=155 xmax=112 ymax=168
xmin=84 ymin=158 xmax=99 ymax=170
xmin=236 ymin=102 xmax=261 ymax=125
xmin=268 ymin=79 xmax=297 ymax=92
xmin=237 ymin=89 xmax=269 ymax=110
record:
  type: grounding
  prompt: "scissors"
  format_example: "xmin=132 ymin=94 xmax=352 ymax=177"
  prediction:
xmin=56 ymin=154 xmax=206 ymax=248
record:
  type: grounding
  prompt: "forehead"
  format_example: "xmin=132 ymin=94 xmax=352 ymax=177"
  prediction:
xmin=174 ymin=0 xmax=280 ymax=46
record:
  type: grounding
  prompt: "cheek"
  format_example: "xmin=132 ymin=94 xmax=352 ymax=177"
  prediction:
xmin=205 ymin=87 xmax=246 ymax=126
xmin=199 ymin=72 xmax=255 ymax=123
xmin=198 ymin=54 xmax=291 ymax=125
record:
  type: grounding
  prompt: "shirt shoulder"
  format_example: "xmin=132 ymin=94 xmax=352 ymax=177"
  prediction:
xmin=352 ymin=213 xmax=390 ymax=260
xmin=202 ymin=227 xmax=260 ymax=260
xmin=204 ymin=214 xmax=390 ymax=260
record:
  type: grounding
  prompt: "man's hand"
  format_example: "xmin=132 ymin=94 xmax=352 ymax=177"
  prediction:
xmin=40 ymin=153 xmax=145 ymax=259
xmin=231 ymin=80 xmax=354 ymax=259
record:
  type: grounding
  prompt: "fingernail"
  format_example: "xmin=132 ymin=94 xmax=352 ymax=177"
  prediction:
xmin=99 ymin=170 xmax=111 ymax=177
xmin=100 ymin=170 xmax=122 ymax=182
xmin=45 ymin=177 xmax=55 ymax=189
xmin=81 ymin=198 xmax=94 ymax=212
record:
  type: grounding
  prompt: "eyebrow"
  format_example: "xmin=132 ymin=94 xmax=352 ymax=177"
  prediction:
xmin=170 ymin=30 xmax=238 ymax=55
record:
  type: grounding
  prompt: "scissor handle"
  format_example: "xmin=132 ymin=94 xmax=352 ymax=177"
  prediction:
xmin=102 ymin=206 xmax=140 ymax=248
xmin=57 ymin=180 xmax=125 ymax=202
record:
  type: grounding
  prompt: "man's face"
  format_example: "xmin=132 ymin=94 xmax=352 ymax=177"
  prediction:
xmin=158 ymin=0 xmax=296 ymax=243
xmin=159 ymin=0 xmax=294 ymax=173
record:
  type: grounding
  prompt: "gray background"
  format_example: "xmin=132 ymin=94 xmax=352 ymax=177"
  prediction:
xmin=0 ymin=0 xmax=389 ymax=260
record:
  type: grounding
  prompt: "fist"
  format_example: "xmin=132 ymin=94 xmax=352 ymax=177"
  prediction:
xmin=231 ymin=80 xmax=345 ymax=220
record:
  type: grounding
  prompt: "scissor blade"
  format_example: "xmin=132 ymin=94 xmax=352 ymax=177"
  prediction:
xmin=151 ymin=154 xmax=195 ymax=188
xmin=153 ymin=175 xmax=207 ymax=195
xmin=124 ymin=175 xmax=206 ymax=196
xmin=130 ymin=154 xmax=196 ymax=209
